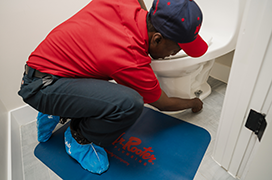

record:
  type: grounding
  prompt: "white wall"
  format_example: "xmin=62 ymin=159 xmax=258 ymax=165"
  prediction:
xmin=0 ymin=99 xmax=8 ymax=180
xmin=144 ymin=0 xmax=153 ymax=9
xmin=210 ymin=51 xmax=234 ymax=83
xmin=1 ymin=0 xmax=92 ymax=112
xmin=0 ymin=0 xmax=92 ymax=179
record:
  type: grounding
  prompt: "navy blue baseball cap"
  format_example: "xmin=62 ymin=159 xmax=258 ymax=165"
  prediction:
xmin=149 ymin=0 xmax=208 ymax=57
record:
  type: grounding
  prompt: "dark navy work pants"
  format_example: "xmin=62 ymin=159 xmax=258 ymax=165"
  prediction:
xmin=18 ymin=66 xmax=144 ymax=147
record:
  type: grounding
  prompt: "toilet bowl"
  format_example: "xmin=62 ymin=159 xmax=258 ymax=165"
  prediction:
xmin=150 ymin=0 xmax=247 ymax=100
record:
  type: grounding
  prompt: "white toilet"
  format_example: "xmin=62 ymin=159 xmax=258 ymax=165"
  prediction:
xmin=149 ymin=0 xmax=247 ymax=100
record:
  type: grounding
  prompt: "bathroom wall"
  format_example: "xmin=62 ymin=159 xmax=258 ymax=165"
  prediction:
xmin=144 ymin=0 xmax=153 ymax=9
xmin=210 ymin=51 xmax=234 ymax=83
xmin=1 ymin=0 xmax=92 ymax=112
xmin=0 ymin=99 xmax=8 ymax=180
xmin=0 ymin=0 xmax=93 ymax=179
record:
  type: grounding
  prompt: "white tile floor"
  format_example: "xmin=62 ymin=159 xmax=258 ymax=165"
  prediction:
xmin=20 ymin=77 xmax=237 ymax=180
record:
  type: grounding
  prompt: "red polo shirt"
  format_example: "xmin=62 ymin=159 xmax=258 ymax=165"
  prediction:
xmin=27 ymin=0 xmax=161 ymax=103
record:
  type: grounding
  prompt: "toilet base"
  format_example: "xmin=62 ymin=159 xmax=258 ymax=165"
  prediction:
xmin=160 ymin=82 xmax=211 ymax=115
xmin=192 ymin=81 xmax=212 ymax=100
xmin=144 ymin=81 xmax=212 ymax=115
xmin=155 ymin=60 xmax=215 ymax=115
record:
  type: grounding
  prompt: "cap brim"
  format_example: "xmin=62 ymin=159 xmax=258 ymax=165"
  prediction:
xmin=178 ymin=35 xmax=208 ymax=58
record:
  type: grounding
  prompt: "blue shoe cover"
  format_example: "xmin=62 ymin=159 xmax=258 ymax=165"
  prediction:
xmin=64 ymin=127 xmax=109 ymax=174
xmin=37 ymin=112 xmax=60 ymax=142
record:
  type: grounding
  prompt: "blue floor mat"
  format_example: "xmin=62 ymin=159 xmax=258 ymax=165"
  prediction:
xmin=34 ymin=107 xmax=211 ymax=180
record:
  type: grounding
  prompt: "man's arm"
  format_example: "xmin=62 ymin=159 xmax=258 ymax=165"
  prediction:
xmin=149 ymin=90 xmax=203 ymax=113
xmin=138 ymin=0 xmax=147 ymax=10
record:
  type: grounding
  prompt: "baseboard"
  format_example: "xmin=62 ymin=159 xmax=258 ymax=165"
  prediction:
xmin=8 ymin=105 xmax=38 ymax=180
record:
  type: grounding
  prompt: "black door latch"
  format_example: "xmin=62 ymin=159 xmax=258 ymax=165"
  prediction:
xmin=245 ymin=109 xmax=267 ymax=141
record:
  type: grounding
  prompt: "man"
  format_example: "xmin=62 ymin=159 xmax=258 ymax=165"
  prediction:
xmin=18 ymin=0 xmax=207 ymax=174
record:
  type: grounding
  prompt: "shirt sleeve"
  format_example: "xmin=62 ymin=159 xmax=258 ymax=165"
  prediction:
xmin=111 ymin=65 xmax=161 ymax=104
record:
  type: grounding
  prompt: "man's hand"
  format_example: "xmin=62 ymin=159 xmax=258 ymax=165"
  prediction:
xmin=149 ymin=90 xmax=203 ymax=113
xmin=190 ymin=98 xmax=203 ymax=113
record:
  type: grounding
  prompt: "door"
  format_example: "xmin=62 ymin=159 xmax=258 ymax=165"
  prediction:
xmin=212 ymin=0 xmax=272 ymax=178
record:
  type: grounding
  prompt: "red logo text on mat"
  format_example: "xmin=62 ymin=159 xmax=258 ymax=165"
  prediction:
xmin=110 ymin=132 xmax=156 ymax=166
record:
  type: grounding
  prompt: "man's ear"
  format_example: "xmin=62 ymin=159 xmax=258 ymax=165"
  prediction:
xmin=151 ymin=33 xmax=163 ymax=46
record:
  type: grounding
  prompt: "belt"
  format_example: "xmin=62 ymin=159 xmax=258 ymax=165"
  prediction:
xmin=25 ymin=64 xmax=48 ymax=78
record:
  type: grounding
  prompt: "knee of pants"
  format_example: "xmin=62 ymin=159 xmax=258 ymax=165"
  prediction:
xmin=119 ymin=92 xmax=144 ymax=120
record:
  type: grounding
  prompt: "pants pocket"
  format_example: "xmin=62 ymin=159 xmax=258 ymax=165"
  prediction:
xmin=18 ymin=76 xmax=44 ymax=100
xmin=18 ymin=74 xmax=60 ymax=100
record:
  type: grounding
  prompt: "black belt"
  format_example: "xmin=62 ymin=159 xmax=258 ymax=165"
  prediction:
xmin=25 ymin=64 xmax=48 ymax=78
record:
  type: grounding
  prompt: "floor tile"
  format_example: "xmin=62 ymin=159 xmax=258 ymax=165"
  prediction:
xmin=21 ymin=121 xmax=52 ymax=180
